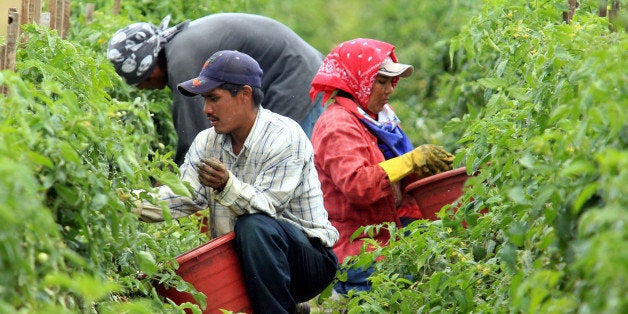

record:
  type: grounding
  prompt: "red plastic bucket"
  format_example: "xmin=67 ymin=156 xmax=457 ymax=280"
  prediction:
xmin=153 ymin=232 xmax=253 ymax=314
xmin=404 ymin=167 xmax=471 ymax=221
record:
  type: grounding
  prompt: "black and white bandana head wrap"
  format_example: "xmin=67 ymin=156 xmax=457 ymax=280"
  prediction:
xmin=107 ymin=15 xmax=189 ymax=85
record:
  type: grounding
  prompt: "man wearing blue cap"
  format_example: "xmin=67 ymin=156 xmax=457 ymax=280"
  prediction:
xmin=107 ymin=14 xmax=325 ymax=166
xmin=133 ymin=50 xmax=339 ymax=314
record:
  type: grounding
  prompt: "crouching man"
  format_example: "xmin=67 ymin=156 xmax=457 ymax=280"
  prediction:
xmin=134 ymin=50 xmax=339 ymax=313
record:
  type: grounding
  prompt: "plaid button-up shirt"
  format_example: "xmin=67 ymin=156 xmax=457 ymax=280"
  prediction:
xmin=140 ymin=108 xmax=339 ymax=248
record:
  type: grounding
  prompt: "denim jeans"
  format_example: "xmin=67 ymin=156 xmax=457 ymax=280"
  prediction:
xmin=235 ymin=214 xmax=338 ymax=313
xmin=333 ymin=266 xmax=375 ymax=295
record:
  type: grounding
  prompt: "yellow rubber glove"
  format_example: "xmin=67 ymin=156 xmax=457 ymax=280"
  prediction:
xmin=378 ymin=144 xmax=455 ymax=182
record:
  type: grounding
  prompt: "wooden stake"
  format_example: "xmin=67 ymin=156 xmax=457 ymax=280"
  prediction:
xmin=2 ymin=8 xmax=18 ymax=93
xmin=5 ymin=8 xmax=19 ymax=72
xmin=0 ymin=44 xmax=6 ymax=70
xmin=28 ymin=0 xmax=36 ymax=22
xmin=48 ymin=0 xmax=67 ymax=37
xmin=113 ymin=0 xmax=120 ymax=16
xmin=608 ymin=0 xmax=621 ymax=32
xmin=20 ymin=0 xmax=30 ymax=25
xmin=563 ymin=0 xmax=579 ymax=24
xmin=55 ymin=0 xmax=63 ymax=36
xmin=0 ymin=43 xmax=4 ymax=94
xmin=61 ymin=0 xmax=70 ymax=38
xmin=48 ymin=0 xmax=56 ymax=29
xmin=85 ymin=3 xmax=94 ymax=23
xmin=598 ymin=0 xmax=608 ymax=17
xmin=32 ymin=0 xmax=41 ymax=24
xmin=20 ymin=0 xmax=31 ymax=43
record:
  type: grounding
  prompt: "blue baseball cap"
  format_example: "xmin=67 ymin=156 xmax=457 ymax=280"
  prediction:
xmin=177 ymin=50 xmax=263 ymax=97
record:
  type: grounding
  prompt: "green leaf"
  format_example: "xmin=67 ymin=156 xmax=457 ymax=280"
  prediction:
xmin=155 ymin=171 xmax=192 ymax=198
xmin=478 ymin=77 xmax=508 ymax=89
xmin=519 ymin=154 xmax=535 ymax=169
xmin=506 ymin=87 xmax=529 ymax=101
xmin=136 ymin=250 xmax=157 ymax=276
xmin=507 ymin=186 xmax=529 ymax=205
xmin=452 ymin=288 xmax=469 ymax=311
xmin=430 ymin=272 xmax=445 ymax=296
xmin=91 ymin=193 xmax=109 ymax=211
xmin=58 ymin=141 xmax=81 ymax=165
xmin=549 ymin=105 xmax=571 ymax=125
xmin=54 ymin=184 xmax=79 ymax=205
xmin=26 ymin=151 xmax=54 ymax=169
xmin=508 ymin=222 xmax=526 ymax=247
xmin=116 ymin=155 xmax=134 ymax=176
xmin=571 ymin=183 xmax=598 ymax=214
xmin=498 ymin=244 xmax=518 ymax=272
xmin=560 ymin=160 xmax=595 ymax=178
xmin=44 ymin=272 xmax=120 ymax=303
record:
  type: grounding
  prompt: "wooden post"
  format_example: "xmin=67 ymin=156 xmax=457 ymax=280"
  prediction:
xmin=113 ymin=0 xmax=120 ymax=16
xmin=32 ymin=0 xmax=41 ymax=24
xmin=20 ymin=0 xmax=30 ymax=26
xmin=0 ymin=0 xmax=21 ymax=37
xmin=1 ymin=8 xmax=20 ymax=94
xmin=47 ymin=0 xmax=69 ymax=38
xmin=48 ymin=0 xmax=56 ymax=29
xmin=0 ymin=43 xmax=4 ymax=94
xmin=598 ymin=0 xmax=608 ymax=17
xmin=1 ymin=45 xmax=6 ymax=70
xmin=5 ymin=8 xmax=19 ymax=72
xmin=61 ymin=0 xmax=70 ymax=38
xmin=608 ymin=0 xmax=621 ymax=32
xmin=85 ymin=3 xmax=94 ymax=23
xmin=54 ymin=0 xmax=63 ymax=36
xmin=0 ymin=43 xmax=4 ymax=93
xmin=563 ymin=0 xmax=579 ymax=24
xmin=20 ymin=0 xmax=32 ymax=43
xmin=28 ymin=0 xmax=36 ymax=22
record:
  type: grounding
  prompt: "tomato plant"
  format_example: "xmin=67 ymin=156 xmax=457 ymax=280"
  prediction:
xmin=331 ymin=0 xmax=627 ymax=313
xmin=0 ymin=24 xmax=209 ymax=313
xmin=2 ymin=0 xmax=625 ymax=313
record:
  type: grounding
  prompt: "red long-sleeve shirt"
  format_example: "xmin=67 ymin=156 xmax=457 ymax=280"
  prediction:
xmin=311 ymin=101 xmax=421 ymax=263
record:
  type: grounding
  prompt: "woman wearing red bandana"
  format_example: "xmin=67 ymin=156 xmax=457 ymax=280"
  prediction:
xmin=310 ymin=38 xmax=455 ymax=294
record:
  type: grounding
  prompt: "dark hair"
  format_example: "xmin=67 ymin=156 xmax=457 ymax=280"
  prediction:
xmin=156 ymin=49 xmax=168 ymax=77
xmin=335 ymin=89 xmax=354 ymax=100
xmin=220 ymin=83 xmax=264 ymax=106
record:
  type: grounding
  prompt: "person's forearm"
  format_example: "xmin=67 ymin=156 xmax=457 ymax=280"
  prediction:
xmin=134 ymin=185 xmax=209 ymax=222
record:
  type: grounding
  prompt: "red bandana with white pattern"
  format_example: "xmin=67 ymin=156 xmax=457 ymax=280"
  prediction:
xmin=310 ymin=38 xmax=401 ymax=109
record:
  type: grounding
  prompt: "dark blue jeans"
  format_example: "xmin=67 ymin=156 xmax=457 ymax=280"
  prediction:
xmin=234 ymin=214 xmax=338 ymax=313
xmin=333 ymin=266 xmax=375 ymax=294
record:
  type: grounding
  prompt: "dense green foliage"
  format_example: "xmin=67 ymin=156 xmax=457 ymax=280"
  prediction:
xmin=0 ymin=23 xmax=211 ymax=313
xmin=1 ymin=0 xmax=625 ymax=313
xmin=334 ymin=1 xmax=628 ymax=313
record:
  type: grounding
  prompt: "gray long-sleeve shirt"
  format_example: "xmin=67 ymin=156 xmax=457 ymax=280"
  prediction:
xmin=163 ymin=13 xmax=324 ymax=165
